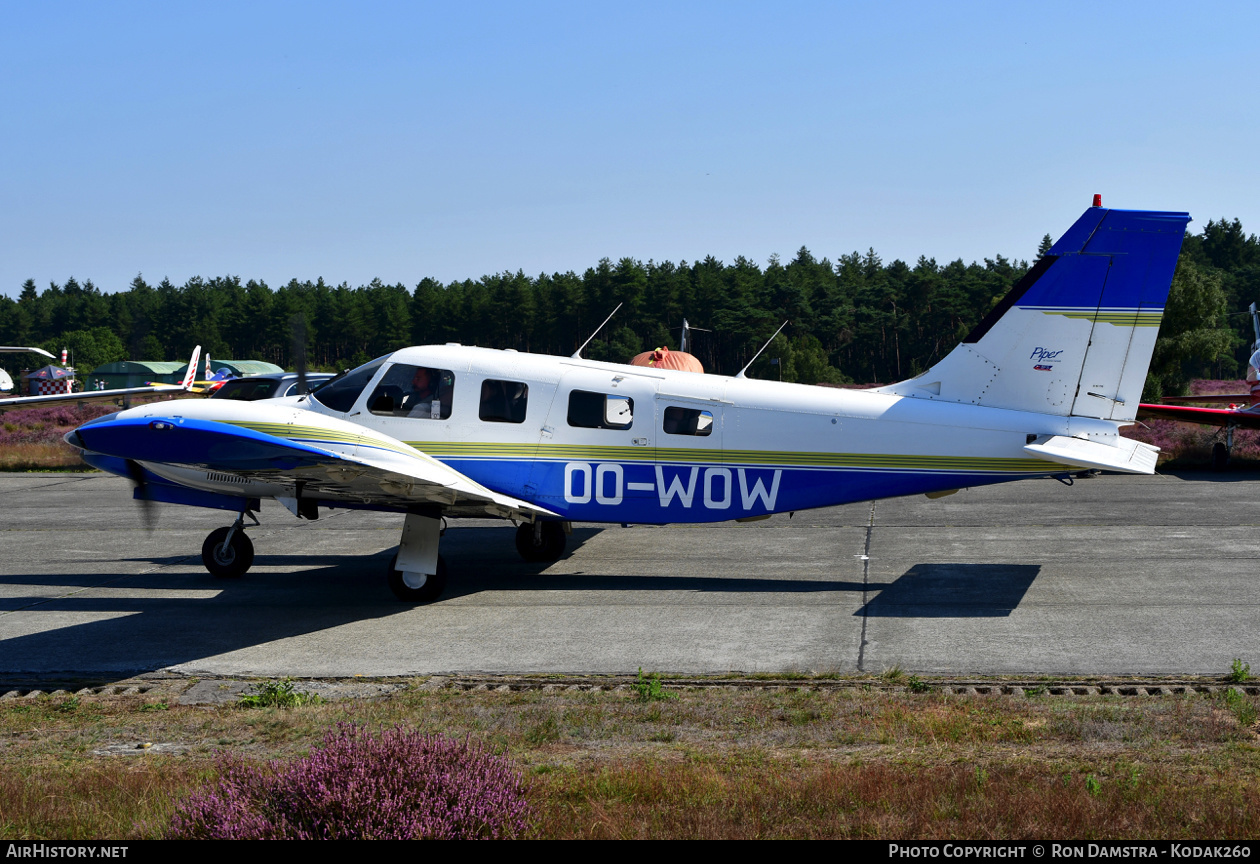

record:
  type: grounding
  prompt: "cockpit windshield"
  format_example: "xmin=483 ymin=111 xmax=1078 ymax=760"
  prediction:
xmin=310 ymin=356 xmax=387 ymax=413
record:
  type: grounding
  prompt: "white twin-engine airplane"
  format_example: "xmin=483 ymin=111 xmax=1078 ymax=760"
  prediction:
xmin=67 ymin=203 xmax=1188 ymax=603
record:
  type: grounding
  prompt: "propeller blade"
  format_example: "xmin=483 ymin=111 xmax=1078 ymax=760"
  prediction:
xmin=125 ymin=459 xmax=157 ymax=532
xmin=290 ymin=313 xmax=309 ymax=396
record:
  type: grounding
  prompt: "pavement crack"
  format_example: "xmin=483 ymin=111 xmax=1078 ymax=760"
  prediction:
xmin=856 ymin=500 xmax=875 ymax=673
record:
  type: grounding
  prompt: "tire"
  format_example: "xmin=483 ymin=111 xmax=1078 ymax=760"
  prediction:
xmin=1212 ymin=442 xmax=1230 ymax=472
xmin=515 ymin=521 xmax=567 ymax=562
xmin=201 ymin=527 xmax=255 ymax=578
xmin=387 ymin=553 xmax=448 ymax=603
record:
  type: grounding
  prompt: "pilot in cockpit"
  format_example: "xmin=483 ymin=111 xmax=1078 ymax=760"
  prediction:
xmin=404 ymin=367 xmax=441 ymax=418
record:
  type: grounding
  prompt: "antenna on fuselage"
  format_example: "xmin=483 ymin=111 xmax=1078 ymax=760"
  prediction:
xmin=571 ymin=302 xmax=623 ymax=359
xmin=734 ymin=320 xmax=789 ymax=380
xmin=674 ymin=318 xmax=710 ymax=354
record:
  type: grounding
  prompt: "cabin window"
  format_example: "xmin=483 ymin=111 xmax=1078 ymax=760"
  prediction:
xmin=567 ymin=390 xmax=633 ymax=430
xmin=367 ymin=364 xmax=455 ymax=419
xmin=479 ymin=379 xmax=529 ymax=423
xmin=311 ymin=357 xmax=387 ymax=413
xmin=663 ymin=406 xmax=713 ymax=436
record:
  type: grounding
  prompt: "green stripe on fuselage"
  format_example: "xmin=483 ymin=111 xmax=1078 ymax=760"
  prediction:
xmin=406 ymin=441 xmax=1052 ymax=473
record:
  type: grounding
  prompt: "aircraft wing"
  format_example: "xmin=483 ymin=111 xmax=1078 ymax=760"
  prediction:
xmin=1 ymin=346 xmax=203 ymax=412
xmin=1154 ymin=393 xmax=1252 ymax=405
xmin=0 ymin=346 xmax=56 ymax=358
xmin=68 ymin=402 xmax=558 ymax=522
xmin=1136 ymin=403 xmax=1260 ymax=429
xmin=0 ymin=385 xmax=190 ymax=412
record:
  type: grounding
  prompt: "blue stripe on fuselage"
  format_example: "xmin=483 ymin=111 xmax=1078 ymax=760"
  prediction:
xmin=443 ymin=458 xmax=1057 ymax=524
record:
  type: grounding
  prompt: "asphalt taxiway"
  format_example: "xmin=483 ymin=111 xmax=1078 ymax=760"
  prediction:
xmin=1 ymin=470 xmax=1256 ymax=679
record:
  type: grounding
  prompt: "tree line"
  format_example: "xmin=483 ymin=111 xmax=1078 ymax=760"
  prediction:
xmin=1 ymin=218 xmax=1256 ymax=398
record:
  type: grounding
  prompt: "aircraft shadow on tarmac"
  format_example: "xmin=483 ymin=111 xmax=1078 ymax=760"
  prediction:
xmin=0 ymin=527 xmax=608 ymax=677
xmin=0 ymin=528 xmax=1038 ymax=677
xmin=857 ymin=563 xmax=1040 ymax=618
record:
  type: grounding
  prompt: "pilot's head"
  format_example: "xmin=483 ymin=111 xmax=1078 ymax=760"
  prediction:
xmin=411 ymin=367 xmax=433 ymax=393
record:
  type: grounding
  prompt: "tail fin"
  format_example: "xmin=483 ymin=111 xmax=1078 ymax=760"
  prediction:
xmin=877 ymin=205 xmax=1190 ymax=421
xmin=181 ymin=346 xmax=202 ymax=391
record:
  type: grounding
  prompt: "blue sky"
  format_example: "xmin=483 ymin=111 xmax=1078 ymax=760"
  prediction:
xmin=2 ymin=1 xmax=1257 ymax=297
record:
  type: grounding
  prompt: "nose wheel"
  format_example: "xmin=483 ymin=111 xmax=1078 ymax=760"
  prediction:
xmin=201 ymin=510 xmax=258 ymax=578
xmin=202 ymin=525 xmax=255 ymax=578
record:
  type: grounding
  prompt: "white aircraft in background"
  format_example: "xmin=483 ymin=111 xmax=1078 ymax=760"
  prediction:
xmin=66 ymin=200 xmax=1189 ymax=603
xmin=0 ymin=347 xmax=202 ymax=412
xmin=0 ymin=346 xmax=55 ymax=395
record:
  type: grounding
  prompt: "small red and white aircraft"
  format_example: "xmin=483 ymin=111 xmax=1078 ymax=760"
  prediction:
xmin=1136 ymin=303 xmax=1260 ymax=469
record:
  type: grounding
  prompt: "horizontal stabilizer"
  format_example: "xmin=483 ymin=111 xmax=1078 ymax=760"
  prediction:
xmin=1023 ymin=435 xmax=1158 ymax=475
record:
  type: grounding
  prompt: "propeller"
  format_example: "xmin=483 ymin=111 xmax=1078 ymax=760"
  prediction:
xmin=125 ymin=458 xmax=158 ymax=532
xmin=290 ymin=313 xmax=309 ymax=396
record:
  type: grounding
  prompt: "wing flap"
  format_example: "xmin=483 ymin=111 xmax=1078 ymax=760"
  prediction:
xmin=1024 ymin=434 xmax=1159 ymax=475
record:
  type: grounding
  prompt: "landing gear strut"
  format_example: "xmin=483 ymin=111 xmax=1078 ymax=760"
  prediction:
xmin=515 ymin=521 xmax=567 ymax=562
xmin=201 ymin=511 xmax=257 ymax=578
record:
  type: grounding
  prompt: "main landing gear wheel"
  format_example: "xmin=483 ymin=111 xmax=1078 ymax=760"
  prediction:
xmin=515 ymin=521 xmax=566 ymax=563
xmin=387 ymin=553 xmax=448 ymax=603
xmin=202 ymin=526 xmax=255 ymax=578
xmin=1212 ymin=441 xmax=1230 ymax=472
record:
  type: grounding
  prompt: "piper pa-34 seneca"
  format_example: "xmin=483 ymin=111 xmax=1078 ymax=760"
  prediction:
xmin=66 ymin=200 xmax=1189 ymax=603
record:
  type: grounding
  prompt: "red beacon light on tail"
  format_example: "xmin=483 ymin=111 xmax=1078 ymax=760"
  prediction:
xmin=1093 ymin=194 xmax=1102 ymax=207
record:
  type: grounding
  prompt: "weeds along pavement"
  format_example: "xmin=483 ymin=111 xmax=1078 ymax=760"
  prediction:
xmin=1 ymin=674 xmax=1258 ymax=839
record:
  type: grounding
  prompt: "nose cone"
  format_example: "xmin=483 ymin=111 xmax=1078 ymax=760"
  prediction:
xmin=67 ymin=409 xmax=122 ymax=442
xmin=66 ymin=410 xmax=131 ymax=455
xmin=66 ymin=410 xmax=123 ymax=449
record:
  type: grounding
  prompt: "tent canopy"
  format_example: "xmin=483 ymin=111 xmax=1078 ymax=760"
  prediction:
xmin=23 ymin=365 xmax=73 ymax=380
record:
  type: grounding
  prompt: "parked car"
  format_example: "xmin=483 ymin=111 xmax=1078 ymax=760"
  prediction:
xmin=208 ymin=372 xmax=335 ymax=401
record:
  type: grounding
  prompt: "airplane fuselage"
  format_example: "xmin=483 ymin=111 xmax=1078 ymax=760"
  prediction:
xmin=120 ymin=344 xmax=1122 ymax=524
xmin=66 ymin=203 xmax=1189 ymax=601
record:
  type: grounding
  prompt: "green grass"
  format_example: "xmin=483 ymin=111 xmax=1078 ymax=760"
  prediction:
xmin=2 ymin=680 xmax=1259 ymax=840
xmin=237 ymin=679 xmax=322 ymax=708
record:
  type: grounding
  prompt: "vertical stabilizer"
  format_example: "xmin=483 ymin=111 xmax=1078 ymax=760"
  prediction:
xmin=181 ymin=346 xmax=202 ymax=391
xmin=876 ymin=206 xmax=1190 ymax=421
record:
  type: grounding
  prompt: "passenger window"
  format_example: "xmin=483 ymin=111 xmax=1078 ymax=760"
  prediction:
xmin=663 ymin=407 xmax=713 ymax=436
xmin=311 ymin=357 xmax=386 ymax=413
xmin=568 ymin=390 xmax=633 ymax=430
xmin=479 ymin=379 xmax=529 ymax=423
xmin=367 ymin=364 xmax=455 ymax=419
